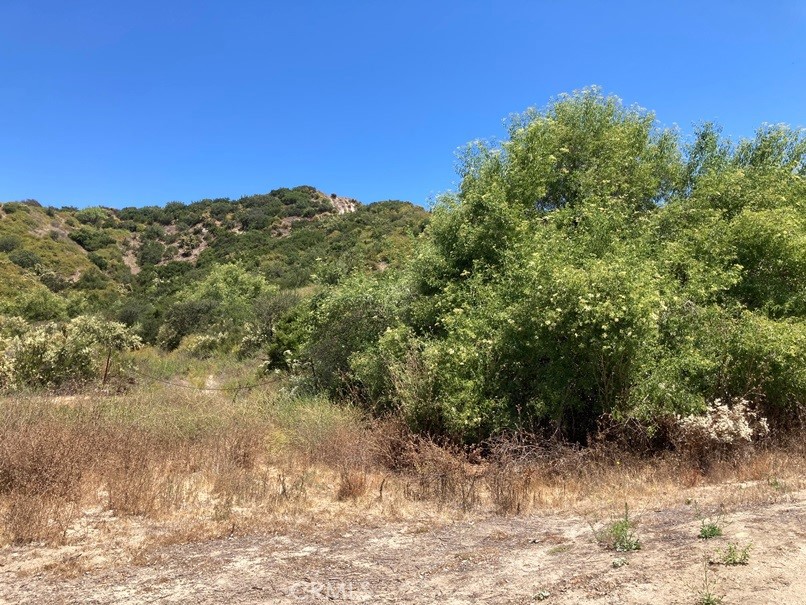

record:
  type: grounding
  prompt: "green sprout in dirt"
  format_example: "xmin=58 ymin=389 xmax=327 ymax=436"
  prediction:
xmin=593 ymin=503 xmax=641 ymax=552
xmin=719 ymin=543 xmax=751 ymax=566
xmin=695 ymin=503 xmax=726 ymax=540
xmin=699 ymin=521 xmax=723 ymax=540
xmin=696 ymin=560 xmax=723 ymax=605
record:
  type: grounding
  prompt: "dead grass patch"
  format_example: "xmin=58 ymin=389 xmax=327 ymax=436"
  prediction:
xmin=1 ymin=386 xmax=804 ymax=577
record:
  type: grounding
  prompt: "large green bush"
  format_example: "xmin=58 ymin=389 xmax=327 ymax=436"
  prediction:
xmin=68 ymin=227 xmax=115 ymax=252
xmin=0 ymin=315 xmax=141 ymax=390
xmin=0 ymin=287 xmax=69 ymax=322
xmin=0 ymin=234 xmax=21 ymax=253
xmin=313 ymin=88 xmax=805 ymax=442
xmin=157 ymin=263 xmax=275 ymax=352
xmin=8 ymin=249 xmax=42 ymax=269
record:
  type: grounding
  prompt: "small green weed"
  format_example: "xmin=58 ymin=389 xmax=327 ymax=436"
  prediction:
xmin=593 ymin=503 xmax=641 ymax=552
xmin=695 ymin=502 xmax=726 ymax=540
xmin=698 ymin=593 xmax=723 ymax=605
xmin=699 ymin=521 xmax=723 ymax=540
xmin=719 ymin=542 xmax=751 ymax=566
xmin=696 ymin=561 xmax=723 ymax=605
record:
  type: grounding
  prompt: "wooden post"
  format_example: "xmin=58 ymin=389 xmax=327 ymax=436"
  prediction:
xmin=102 ymin=348 xmax=112 ymax=386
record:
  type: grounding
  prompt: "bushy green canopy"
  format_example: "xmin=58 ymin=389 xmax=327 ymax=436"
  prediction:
xmin=298 ymin=88 xmax=805 ymax=442
xmin=0 ymin=315 xmax=141 ymax=390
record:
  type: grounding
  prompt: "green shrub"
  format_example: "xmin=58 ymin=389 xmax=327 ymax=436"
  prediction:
xmin=8 ymin=249 xmax=42 ymax=269
xmin=239 ymin=290 xmax=302 ymax=357
xmin=335 ymin=88 xmax=806 ymax=442
xmin=301 ymin=275 xmax=400 ymax=398
xmin=157 ymin=264 xmax=274 ymax=352
xmin=75 ymin=267 xmax=110 ymax=291
xmin=699 ymin=522 xmax=722 ymax=539
xmin=157 ymin=299 xmax=218 ymax=350
xmin=0 ymin=235 xmax=22 ymax=252
xmin=69 ymin=227 xmax=115 ymax=251
xmin=88 ymin=252 xmax=109 ymax=270
xmin=39 ymin=272 xmax=70 ymax=293
xmin=137 ymin=240 xmax=165 ymax=266
xmin=75 ymin=207 xmax=110 ymax=227
xmin=719 ymin=543 xmax=750 ymax=565
xmin=0 ymin=315 xmax=141 ymax=389
xmin=1 ymin=288 xmax=68 ymax=322
xmin=593 ymin=504 xmax=641 ymax=552
xmin=176 ymin=332 xmax=230 ymax=359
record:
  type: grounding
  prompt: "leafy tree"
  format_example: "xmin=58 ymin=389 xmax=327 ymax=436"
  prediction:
xmin=158 ymin=264 xmax=274 ymax=351
xmin=331 ymin=88 xmax=805 ymax=442
xmin=137 ymin=240 xmax=165 ymax=267
xmin=300 ymin=275 xmax=399 ymax=397
xmin=75 ymin=207 xmax=111 ymax=227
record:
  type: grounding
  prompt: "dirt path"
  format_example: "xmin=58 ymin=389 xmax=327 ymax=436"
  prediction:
xmin=3 ymin=491 xmax=805 ymax=604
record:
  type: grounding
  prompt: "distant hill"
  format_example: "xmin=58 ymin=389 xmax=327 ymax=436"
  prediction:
xmin=0 ymin=186 xmax=428 ymax=338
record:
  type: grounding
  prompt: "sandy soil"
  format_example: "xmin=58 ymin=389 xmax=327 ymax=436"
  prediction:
xmin=2 ymin=488 xmax=804 ymax=604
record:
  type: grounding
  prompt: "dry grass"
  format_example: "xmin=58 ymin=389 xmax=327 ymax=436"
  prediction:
xmin=0 ymin=388 xmax=308 ymax=545
xmin=1 ymin=384 xmax=804 ymax=573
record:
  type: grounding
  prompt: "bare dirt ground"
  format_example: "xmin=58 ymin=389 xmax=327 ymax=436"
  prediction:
xmin=2 ymin=486 xmax=804 ymax=604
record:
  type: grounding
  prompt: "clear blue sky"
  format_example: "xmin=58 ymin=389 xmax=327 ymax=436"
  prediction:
xmin=1 ymin=1 xmax=804 ymax=209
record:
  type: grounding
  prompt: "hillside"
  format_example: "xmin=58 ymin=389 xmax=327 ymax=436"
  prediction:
xmin=0 ymin=186 xmax=428 ymax=341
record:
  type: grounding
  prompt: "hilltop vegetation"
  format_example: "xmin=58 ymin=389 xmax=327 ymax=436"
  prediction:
xmin=1 ymin=89 xmax=804 ymax=448
xmin=0 ymin=186 xmax=427 ymax=350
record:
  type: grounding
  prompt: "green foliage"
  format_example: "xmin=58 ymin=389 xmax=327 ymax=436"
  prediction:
xmin=698 ymin=591 xmax=723 ymax=605
xmin=7 ymin=249 xmax=42 ymax=269
xmin=69 ymin=227 xmax=115 ymax=251
xmin=239 ymin=290 xmax=302 ymax=358
xmin=0 ymin=315 xmax=141 ymax=390
xmin=593 ymin=504 xmax=641 ymax=552
xmin=0 ymin=235 xmax=21 ymax=252
xmin=0 ymin=287 xmax=69 ymax=322
xmin=181 ymin=263 xmax=273 ymax=322
xmin=501 ymin=88 xmax=680 ymax=213
xmin=335 ymin=87 xmax=806 ymax=442
xmin=694 ymin=503 xmax=727 ymax=540
xmin=158 ymin=264 xmax=274 ymax=352
xmin=1 ymin=202 xmax=27 ymax=214
xmin=117 ymin=297 xmax=161 ymax=342
xmin=88 ymin=252 xmax=109 ymax=270
xmin=296 ymin=275 xmax=400 ymax=398
xmin=0 ymin=316 xmax=30 ymax=339
xmin=75 ymin=207 xmax=112 ymax=227
xmin=157 ymin=299 xmax=219 ymax=351
xmin=699 ymin=522 xmax=723 ymax=540
xmin=137 ymin=240 xmax=165 ymax=266
xmin=719 ymin=543 xmax=750 ymax=565
xmin=728 ymin=208 xmax=806 ymax=317
xmin=196 ymin=199 xmax=426 ymax=289
xmin=696 ymin=562 xmax=724 ymax=605
xmin=176 ymin=332 xmax=230 ymax=359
